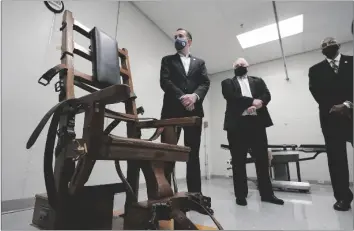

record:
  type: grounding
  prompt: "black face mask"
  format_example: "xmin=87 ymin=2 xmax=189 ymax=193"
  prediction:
xmin=175 ymin=38 xmax=187 ymax=51
xmin=234 ymin=66 xmax=248 ymax=76
xmin=322 ymin=45 xmax=339 ymax=59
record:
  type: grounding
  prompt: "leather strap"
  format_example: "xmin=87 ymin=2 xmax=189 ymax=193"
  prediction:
xmin=26 ymin=98 xmax=79 ymax=210
xmin=103 ymin=119 xmax=122 ymax=135
xmin=43 ymin=106 xmax=63 ymax=210
xmin=189 ymin=199 xmax=223 ymax=230
xmin=26 ymin=98 xmax=78 ymax=149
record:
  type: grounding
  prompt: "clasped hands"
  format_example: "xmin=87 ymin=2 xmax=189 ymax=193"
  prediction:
xmin=246 ymin=99 xmax=263 ymax=114
xmin=180 ymin=94 xmax=198 ymax=111
xmin=330 ymin=104 xmax=352 ymax=119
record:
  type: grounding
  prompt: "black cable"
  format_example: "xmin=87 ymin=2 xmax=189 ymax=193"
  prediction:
xmin=190 ymin=199 xmax=224 ymax=230
xmin=114 ymin=160 xmax=138 ymax=202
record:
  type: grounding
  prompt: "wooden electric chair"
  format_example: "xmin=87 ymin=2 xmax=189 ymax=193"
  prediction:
xmin=26 ymin=10 xmax=222 ymax=230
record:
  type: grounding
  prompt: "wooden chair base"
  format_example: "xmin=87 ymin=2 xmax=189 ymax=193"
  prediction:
xmin=32 ymin=191 xmax=217 ymax=230
xmin=123 ymin=192 xmax=214 ymax=230
xmin=32 ymin=183 xmax=123 ymax=230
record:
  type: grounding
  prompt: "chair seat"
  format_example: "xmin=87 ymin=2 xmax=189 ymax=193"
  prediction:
xmin=98 ymin=135 xmax=190 ymax=162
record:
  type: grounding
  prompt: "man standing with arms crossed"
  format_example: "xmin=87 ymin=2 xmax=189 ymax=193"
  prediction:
xmin=308 ymin=37 xmax=353 ymax=211
xmin=160 ymin=28 xmax=210 ymax=194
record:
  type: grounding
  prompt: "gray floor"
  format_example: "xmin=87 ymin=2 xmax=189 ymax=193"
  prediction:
xmin=2 ymin=178 xmax=353 ymax=230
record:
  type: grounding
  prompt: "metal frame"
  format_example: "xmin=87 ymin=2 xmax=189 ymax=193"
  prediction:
xmin=272 ymin=1 xmax=290 ymax=81
xmin=221 ymin=144 xmax=327 ymax=193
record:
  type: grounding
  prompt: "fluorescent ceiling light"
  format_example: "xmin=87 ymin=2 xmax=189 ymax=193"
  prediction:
xmin=236 ymin=14 xmax=304 ymax=49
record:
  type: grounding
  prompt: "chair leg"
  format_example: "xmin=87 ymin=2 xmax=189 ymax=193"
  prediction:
xmin=172 ymin=166 xmax=179 ymax=193
xmin=124 ymin=161 xmax=140 ymax=214
xmin=68 ymin=157 xmax=96 ymax=195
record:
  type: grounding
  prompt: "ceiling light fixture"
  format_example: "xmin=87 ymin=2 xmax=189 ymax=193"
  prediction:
xmin=236 ymin=14 xmax=304 ymax=49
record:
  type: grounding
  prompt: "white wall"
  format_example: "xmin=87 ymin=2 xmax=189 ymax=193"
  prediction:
xmin=2 ymin=1 xmax=209 ymax=201
xmin=209 ymin=42 xmax=353 ymax=183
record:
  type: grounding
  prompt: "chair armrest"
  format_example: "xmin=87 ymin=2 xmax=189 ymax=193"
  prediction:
xmin=104 ymin=108 xmax=137 ymax=121
xmin=77 ymin=84 xmax=131 ymax=105
xmin=136 ymin=116 xmax=202 ymax=129
xmin=141 ymin=127 xmax=164 ymax=141
xmin=38 ymin=64 xmax=94 ymax=86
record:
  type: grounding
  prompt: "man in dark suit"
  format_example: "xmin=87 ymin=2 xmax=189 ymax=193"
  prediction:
xmin=221 ymin=58 xmax=284 ymax=206
xmin=308 ymin=37 xmax=353 ymax=211
xmin=160 ymin=28 xmax=210 ymax=193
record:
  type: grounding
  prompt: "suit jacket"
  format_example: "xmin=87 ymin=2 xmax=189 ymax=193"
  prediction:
xmin=308 ymin=54 xmax=353 ymax=137
xmin=221 ymin=76 xmax=273 ymax=131
xmin=160 ymin=53 xmax=210 ymax=119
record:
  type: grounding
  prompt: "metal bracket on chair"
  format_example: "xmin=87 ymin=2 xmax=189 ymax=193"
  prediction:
xmin=189 ymin=193 xmax=213 ymax=215
xmin=55 ymin=80 xmax=64 ymax=92
xmin=147 ymin=202 xmax=172 ymax=229
xmin=137 ymin=106 xmax=144 ymax=115
xmin=72 ymin=141 xmax=88 ymax=161
xmin=59 ymin=21 xmax=67 ymax=31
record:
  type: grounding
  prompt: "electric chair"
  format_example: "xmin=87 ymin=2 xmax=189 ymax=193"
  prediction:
xmin=26 ymin=10 xmax=222 ymax=230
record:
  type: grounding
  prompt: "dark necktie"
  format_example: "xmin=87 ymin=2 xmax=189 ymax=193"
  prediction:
xmin=330 ymin=60 xmax=339 ymax=74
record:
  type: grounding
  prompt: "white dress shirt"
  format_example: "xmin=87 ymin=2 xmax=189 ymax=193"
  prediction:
xmin=179 ymin=53 xmax=191 ymax=74
xmin=237 ymin=74 xmax=257 ymax=116
xmin=178 ymin=52 xmax=200 ymax=101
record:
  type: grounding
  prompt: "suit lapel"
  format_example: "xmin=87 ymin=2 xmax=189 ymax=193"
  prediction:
xmin=187 ymin=55 xmax=197 ymax=77
xmin=338 ymin=54 xmax=347 ymax=74
xmin=173 ymin=53 xmax=187 ymax=77
xmin=322 ymin=60 xmax=337 ymax=76
xmin=247 ymin=76 xmax=256 ymax=97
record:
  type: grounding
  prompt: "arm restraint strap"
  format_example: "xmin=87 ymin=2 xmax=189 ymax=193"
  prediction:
xmin=26 ymin=98 xmax=78 ymax=210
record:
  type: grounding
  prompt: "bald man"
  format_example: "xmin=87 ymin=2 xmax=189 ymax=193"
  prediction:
xmin=221 ymin=58 xmax=284 ymax=206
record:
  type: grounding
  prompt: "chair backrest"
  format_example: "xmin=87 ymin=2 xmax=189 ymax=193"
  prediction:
xmin=90 ymin=27 xmax=121 ymax=88
xmin=60 ymin=10 xmax=138 ymax=116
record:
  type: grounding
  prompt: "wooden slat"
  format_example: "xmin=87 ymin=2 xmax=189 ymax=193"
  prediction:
xmin=74 ymin=70 xmax=93 ymax=82
xmin=108 ymin=135 xmax=190 ymax=153
xmin=62 ymin=10 xmax=75 ymax=100
xmin=73 ymin=19 xmax=91 ymax=38
xmin=100 ymin=135 xmax=190 ymax=162
xmin=137 ymin=117 xmax=202 ymax=128
xmin=74 ymin=42 xmax=92 ymax=61
xmin=104 ymin=109 xmax=137 ymax=121
xmin=117 ymin=48 xmax=141 ymax=209
xmin=77 ymin=84 xmax=131 ymax=105
xmin=101 ymin=145 xmax=189 ymax=162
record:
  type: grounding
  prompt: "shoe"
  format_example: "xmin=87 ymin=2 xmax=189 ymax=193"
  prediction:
xmin=261 ymin=195 xmax=284 ymax=205
xmin=236 ymin=198 xmax=247 ymax=206
xmin=333 ymin=201 xmax=351 ymax=211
